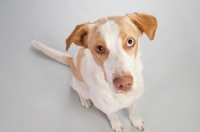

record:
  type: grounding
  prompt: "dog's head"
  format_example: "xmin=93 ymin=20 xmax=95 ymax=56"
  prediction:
xmin=66 ymin=12 xmax=157 ymax=94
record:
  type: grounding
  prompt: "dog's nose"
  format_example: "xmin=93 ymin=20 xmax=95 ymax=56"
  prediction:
xmin=113 ymin=76 xmax=133 ymax=91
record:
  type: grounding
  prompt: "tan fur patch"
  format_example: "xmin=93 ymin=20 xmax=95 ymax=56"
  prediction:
xmin=87 ymin=23 xmax=110 ymax=81
xmin=70 ymin=48 xmax=85 ymax=82
xmin=120 ymin=31 xmax=139 ymax=57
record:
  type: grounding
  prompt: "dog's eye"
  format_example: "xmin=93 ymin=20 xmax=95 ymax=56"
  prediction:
xmin=127 ymin=39 xmax=134 ymax=47
xmin=95 ymin=45 xmax=105 ymax=54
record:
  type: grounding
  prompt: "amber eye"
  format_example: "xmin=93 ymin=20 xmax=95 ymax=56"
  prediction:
xmin=127 ymin=39 xmax=134 ymax=47
xmin=95 ymin=45 xmax=105 ymax=54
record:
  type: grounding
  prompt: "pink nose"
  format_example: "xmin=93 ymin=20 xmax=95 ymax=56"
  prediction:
xmin=113 ymin=76 xmax=133 ymax=91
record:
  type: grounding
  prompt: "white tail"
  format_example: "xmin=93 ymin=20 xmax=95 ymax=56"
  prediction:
xmin=32 ymin=40 xmax=72 ymax=65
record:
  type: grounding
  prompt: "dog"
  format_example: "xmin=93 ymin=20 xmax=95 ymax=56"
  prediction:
xmin=32 ymin=12 xmax=157 ymax=132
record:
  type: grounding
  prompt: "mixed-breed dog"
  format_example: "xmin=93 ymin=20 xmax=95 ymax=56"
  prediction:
xmin=32 ymin=12 xmax=157 ymax=132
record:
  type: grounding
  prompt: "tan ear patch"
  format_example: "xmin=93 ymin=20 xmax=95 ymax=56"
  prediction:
xmin=126 ymin=12 xmax=157 ymax=40
xmin=66 ymin=22 xmax=90 ymax=51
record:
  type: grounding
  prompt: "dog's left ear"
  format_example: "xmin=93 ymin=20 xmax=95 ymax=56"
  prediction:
xmin=126 ymin=12 xmax=157 ymax=40
xmin=66 ymin=22 xmax=90 ymax=51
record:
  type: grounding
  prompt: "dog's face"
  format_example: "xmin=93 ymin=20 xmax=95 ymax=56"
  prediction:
xmin=66 ymin=12 xmax=157 ymax=94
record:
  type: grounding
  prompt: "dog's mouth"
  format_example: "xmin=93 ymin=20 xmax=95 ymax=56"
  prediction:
xmin=115 ymin=88 xmax=133 ymax=94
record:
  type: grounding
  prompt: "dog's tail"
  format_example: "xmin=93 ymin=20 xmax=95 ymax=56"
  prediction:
xmin=32 ymin=40 xmax=72 ymax=66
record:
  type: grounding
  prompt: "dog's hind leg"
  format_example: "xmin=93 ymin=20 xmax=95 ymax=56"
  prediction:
xmin=70 ymin=76 xmax=91 ymax=108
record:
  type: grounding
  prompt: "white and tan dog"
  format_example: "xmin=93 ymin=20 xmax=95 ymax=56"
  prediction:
xmin=32 ymin=12 xmax=157 ymax=132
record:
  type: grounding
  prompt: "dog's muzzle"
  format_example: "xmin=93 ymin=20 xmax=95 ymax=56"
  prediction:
xmin=113 ymin=75 xmax=133 ymax=93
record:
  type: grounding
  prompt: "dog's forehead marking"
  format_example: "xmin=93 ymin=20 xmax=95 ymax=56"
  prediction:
xmin=100 ymin=20 xmax=119 ymax=37
xmin=99 ymin=20 xmax=121 ymax=54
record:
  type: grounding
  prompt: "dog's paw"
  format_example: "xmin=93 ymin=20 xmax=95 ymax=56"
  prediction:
xmin=80 ymin=98 xmax=91 ymax=108
xmin=130 ymin=115 xmax=144 ymax=131
xmin=110 ymin=119 xmax=123 ymax=132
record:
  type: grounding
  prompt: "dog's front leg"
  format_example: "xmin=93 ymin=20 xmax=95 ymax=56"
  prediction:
xmin=128 ymin=102 xmax=144 ymax=131
xmin=106 ymin=113 xmax=123 ymax=132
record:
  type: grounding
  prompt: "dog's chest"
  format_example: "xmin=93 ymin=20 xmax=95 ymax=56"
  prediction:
xmin=90 ymin=86 xmax=144 ymax=113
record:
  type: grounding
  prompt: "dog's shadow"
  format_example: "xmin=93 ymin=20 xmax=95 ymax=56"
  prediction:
xmin=122 ymin=108 xmax=129 ymax=118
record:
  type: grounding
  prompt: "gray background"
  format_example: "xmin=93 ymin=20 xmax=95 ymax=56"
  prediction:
xmin=0 ymin=0 xmax=200 ymax=132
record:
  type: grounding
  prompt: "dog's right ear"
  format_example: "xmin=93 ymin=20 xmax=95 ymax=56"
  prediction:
xmin=66 ymin=22 xmax=90 ymax=51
